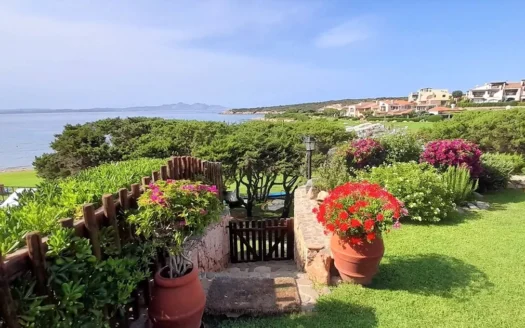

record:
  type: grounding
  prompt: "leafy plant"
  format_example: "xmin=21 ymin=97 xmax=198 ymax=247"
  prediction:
xmin=360 ymin=162 xmax=455 ymax=222
xmin=442 ymin=166 xmax=478 ymax=204
xmin=315 ymin=153 xmax=354 ymax=191
xmin=478 ymin=153 xmax=516 ymax=191
xmin=345 ymin=138 xmax=386 ymax=170
xmin=128 ymin=180 xmax=222 ymax=278
xmin=420 ymin=139 xmax=483 ymax=177
xmin=379 ymin=132 xmax=422 ymax=164
xmin=313 ymin=182 xmax=405 ymax=245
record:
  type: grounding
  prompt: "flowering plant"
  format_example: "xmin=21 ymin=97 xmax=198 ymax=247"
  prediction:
xmin=420 ymin=139 xmax=483 ymax=177
xmin=128 ymin=179 xmax=222 ymax=277
xmin=313 ymin=182 xmax=405 ymax=245
xmin=345 ymin=138 xmax=386 ymax=170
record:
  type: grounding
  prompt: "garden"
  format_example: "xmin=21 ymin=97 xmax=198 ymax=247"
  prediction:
xmin=2 ymin=109 xmax=525 ymax=327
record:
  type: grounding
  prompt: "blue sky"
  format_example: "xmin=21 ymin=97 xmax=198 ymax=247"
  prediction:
xmin=1 ymin=0 xmax=524 ymax=109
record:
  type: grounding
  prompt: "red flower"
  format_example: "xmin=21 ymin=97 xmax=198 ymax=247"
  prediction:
xmin=339 ymin=223 xmax=349 ymax=231
xmin=364 ymin=219 xmax=375 ymax=232
xmin=312 ymin=207 xmax=318 ymax=214
xmin=338 ymin=211 xmax=349 ymax=220
xmin=366 ymin=232 xmax=376 ymax=242
xmin=350 ymin=237 xmax=363 ymax=245
xmin=376 ymin=213 xmax=384 ymax=221
xmin=335 ymin=203 xmax=343 ymax=209
xmin=326 ymin=223 xmax=335 ymax=232
xmin=350 ymin=219 xmax=361 ymax=228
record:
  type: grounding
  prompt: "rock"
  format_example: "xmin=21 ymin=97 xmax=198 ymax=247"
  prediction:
xmin=316 ymin=191 xmax=329 ymax=203
xmin=306 ymin=187 xmax=319 ymax=200
xmin=266 ymin=199 xmax=285 ymax=212
xmin=319 ymin=286 xmax=331 ymax=296
xmin=306 ymin=250 xmax=331 ymax=285
xmin=456 ymin=207 xmax=467 ymax=215
xmin=468 ymin=203 xmax=479 ymax=210
xmin=473 ymin=192 xmax=484 ymax=200
xmin=474 ymin=201 xmax=490 ymax=210
xmin=305 ymin=179 xmax=314 ymax=192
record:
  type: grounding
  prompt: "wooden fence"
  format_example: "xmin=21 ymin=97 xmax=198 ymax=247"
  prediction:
xmin=229 ymin=218 xmax=294 ymax=263
xmin=0 ymin=156 xmax=223 ymax=328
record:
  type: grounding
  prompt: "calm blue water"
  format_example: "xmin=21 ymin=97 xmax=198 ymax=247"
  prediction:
xmin=0 ymin=109 xmax=260 ymax=169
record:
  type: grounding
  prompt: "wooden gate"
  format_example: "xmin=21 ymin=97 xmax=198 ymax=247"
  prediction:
xmin=229 ymin=218 xmax=294 ymax=263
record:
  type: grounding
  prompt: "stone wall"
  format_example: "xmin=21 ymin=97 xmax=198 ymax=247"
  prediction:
xmin=184 ymin=213 xmax=232 ymax=272
xmin=293 ymin=185 xmax=332 ymax=285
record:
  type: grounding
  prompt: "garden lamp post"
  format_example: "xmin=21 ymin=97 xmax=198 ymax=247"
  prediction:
xmin=303 ymin=136 xmax=316 ymax=179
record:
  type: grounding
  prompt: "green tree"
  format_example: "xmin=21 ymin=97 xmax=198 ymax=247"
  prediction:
xmin=452 ymin=90 xmax=464 ymax=98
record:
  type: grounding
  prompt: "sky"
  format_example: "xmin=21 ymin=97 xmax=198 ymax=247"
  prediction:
xmin=1 ymin=0 xmax=524 ymax=109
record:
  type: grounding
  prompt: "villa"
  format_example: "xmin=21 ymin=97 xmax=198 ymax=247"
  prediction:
xmin=408 ymin=88 xmax=451 ymax=111
xmin=467 ymin=81 xmax=525 ymax=103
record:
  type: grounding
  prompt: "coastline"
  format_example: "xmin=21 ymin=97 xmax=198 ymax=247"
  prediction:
xmin=0 ymin=166 xmax=34 ymax=173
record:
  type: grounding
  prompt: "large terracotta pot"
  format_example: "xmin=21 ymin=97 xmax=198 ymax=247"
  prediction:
xmin=149 ymin=266 xmax=205 ymax=328
xmin=330 ymin=234 xmax=384 ymax=285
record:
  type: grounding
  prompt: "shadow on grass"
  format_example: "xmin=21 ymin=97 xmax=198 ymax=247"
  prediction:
xmin=372 ymin=254 xmax=493 ymax=299
xmin=205 ymin=298 xmax=377 ymax=328
xmin=401 ymin=209 xmax=482 ymax=227
xmin=481 ymin=189 xmax=525 ymax=211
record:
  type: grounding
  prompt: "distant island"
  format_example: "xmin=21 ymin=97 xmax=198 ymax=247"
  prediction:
xmin=0 ymin=102 xmax=227 ymax=115
xmin=223 ymin=97 xmax=406 ymax=114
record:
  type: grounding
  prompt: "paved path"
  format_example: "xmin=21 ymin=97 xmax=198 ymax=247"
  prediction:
xmin=201 ymin=260 xmax=327 ymax=313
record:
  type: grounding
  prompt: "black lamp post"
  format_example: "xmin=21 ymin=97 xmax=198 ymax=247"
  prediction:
xmin=303 ymin=136 xmax=316 ymax=179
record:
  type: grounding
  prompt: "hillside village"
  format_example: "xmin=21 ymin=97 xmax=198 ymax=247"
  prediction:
xmin=320 ymin=80 xmax=525 ymax=118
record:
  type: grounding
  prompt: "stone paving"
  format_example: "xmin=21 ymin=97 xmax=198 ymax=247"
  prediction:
xmin=200 ymin=260 xmax=327 ymax=313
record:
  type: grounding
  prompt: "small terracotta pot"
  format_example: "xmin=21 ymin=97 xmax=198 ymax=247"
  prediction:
xmin=330 ymin=234 xmax=384 ymax=285
xmin=149 ymin=266 xmax=205 ymax=328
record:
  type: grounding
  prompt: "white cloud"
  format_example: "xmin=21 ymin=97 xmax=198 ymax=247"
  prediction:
xmin=0 ymin=1 xmax=353 ymax=108
xmin=314 ymin=16 xmax=376 ymax=48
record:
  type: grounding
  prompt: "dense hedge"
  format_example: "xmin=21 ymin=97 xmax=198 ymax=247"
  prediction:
xmin=420 ymin=109 xmax=525 ymax=154
xmin=459 ymin=101 xmax=525 ymax=107
xmin=366 ymin=115 xmax=443 ymax=122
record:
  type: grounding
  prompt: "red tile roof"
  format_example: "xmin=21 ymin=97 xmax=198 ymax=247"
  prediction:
xmin=505 ymin=82 xmax=522 ymax=89
xmin=429 ymin=107 xmax=462 ymax=113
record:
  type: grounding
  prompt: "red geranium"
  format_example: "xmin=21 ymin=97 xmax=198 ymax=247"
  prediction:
xmin=315 ymin=181 xmax=405 ymax=245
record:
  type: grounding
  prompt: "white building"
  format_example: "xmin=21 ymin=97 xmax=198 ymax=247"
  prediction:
xmin=467 ymin=81 xmax=525 ymax=103
xmin=346 ymin=123 xmax=386 ymax=138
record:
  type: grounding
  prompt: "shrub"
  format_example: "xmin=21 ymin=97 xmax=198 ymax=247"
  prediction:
xmin=422 ymin=109 xmax=525 ymax=154
xmin=315 ymin=153 xmax=354 ymax=191
xmin=128 ymin=180 xmax=222 ymax=277
xmin=345 ymin=138 xmax=386 ymax=169
xmin=313 ymin=182 xmax=404 ymax=245
xmin=426 ymin=115 xmax=444 ymax=122
xmin=478 ymin=153 xmax=515 ymax=191
xmin=442 ymin=166 xmax=478 ymax=204
xmin=420 ymin=139 xmax=483 ymax=177
xmin=360 ymin=162 xmax=455 ymax=222
xmin=379 ymin=132 xmax=422 ymax=164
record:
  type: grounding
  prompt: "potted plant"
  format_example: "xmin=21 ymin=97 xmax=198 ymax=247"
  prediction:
xmin=129 ymin=180 xmax=222 ymax=328
xmin=313 ymin=181 xmax=405 ymax=285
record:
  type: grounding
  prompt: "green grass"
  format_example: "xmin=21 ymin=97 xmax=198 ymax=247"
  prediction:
xmin=0 ymin=170 xmax=41 ymax=187
xmin=335 ymin=119 xmax=434 ymax=132
xmin=217 ymin=190 xmax=525 ymax=327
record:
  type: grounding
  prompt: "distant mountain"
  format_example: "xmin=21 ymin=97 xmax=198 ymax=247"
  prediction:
xmin=0 ymin=103 xmax=228 ymax=115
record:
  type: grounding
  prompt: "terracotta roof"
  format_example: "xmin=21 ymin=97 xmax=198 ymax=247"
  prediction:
xmin=355 ymin=102 xmax=377 ymax=109
xmin=388 ymin=109 xmax=414 ymax=116
xmin=505 ymin=82 xmax=522 ymax=89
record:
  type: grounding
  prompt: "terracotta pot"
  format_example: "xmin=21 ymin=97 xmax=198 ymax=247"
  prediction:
xmin=330 ymin=234 xmax=384 ymax=285
xmin=149 ymin=266 xmax=205 ymax=328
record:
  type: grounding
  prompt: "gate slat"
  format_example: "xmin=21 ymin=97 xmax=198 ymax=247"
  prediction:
xmin=287 ymin=218 xmax=294 ymax=260
xmin=273 ymin=219 xmax=279 ymax=259
xmin=280 ymin=219 xmax=286 ymax=259
xmin=239 ymin=221 xmax=245 ymax=262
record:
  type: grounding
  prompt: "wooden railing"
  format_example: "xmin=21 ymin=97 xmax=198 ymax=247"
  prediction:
xmin=0 ymin=156 xmax=223 ymax=328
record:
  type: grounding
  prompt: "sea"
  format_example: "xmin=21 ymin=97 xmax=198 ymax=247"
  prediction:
xmin=0 ymin=109 xmax=261 ymax=170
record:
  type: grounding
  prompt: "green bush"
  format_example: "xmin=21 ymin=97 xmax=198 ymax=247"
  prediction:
xmin=422 ymin=109 xmax=525 ymax=154
xmin=426 ymin=115 xmax=444 ymax=122
xmin=315 ymin=153 xmax=354 ymax=191
xmin=359 ymin=162 xmax=455 ymax=222
xmin=442 ymin=166 xmax=478 ymax=204
xmin=379 ymin=132 xmax=422 ymax=164
xmin=459 ymin=101 xmax=525 ymax=107
xmin=479 ymin=153 xmax=516 ymax=191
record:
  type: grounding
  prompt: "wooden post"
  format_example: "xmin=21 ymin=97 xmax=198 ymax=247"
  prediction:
xmin=152 ymin=171 xmax=160 ymax=182
xmin=0 ymin=252 xmax=20 ymax=328
xmin=58 ymin=217 xmax=74 ymax=228
xmin=118 ymin=189 xmax=129 ymax=211
xmin=130 ymin=183 xmax=141 ymax=200
xmin=26 ymin=232 xmax=49 ymax=297
xmin=174 ymin=157 xmax=182 ymax=179
xmin=181 ymin=157 xmax=188 ymax=179
xmin=167 ymin=159 xmax=174 ymax=179
xmin=0 ymin=184 xmax=4 ymax=194
xmin=83 ymin=204 xmax=102 ymax=260
xmin=102 ymin=194 xmax=121 ymax=252
xmin=287 ymin=218 xmax=295 ymax=260
xmin=160 ymin=165 xmax=168 ymax=181
xmin=202 ymin=161 xmax=209 ymax=182
xmin=141 ymin=176 xmax=151 ymax=187
xmin=217 ymin=162 xmax=224 ymax=201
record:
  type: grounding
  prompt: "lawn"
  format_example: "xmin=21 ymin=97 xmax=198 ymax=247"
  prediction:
xmin=217 ymin=190 xmax=525 ymax=327
xmin=336 ymin=119 xmax=434 ymax=132
xmin=0 ymin=170 xmax=41 ymax=187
